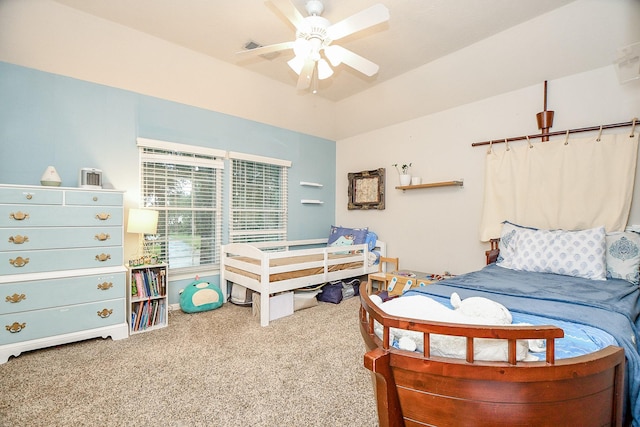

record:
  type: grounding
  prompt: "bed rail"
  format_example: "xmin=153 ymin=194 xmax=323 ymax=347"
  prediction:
xmin=220 ymin=239 xmax=386 ymax=326
xmin=359 ymin=282 xmax=563 ymax=365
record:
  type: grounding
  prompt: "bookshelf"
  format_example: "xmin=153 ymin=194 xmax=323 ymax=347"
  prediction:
xmin=127 ymin=263 xmax=168 ymax=335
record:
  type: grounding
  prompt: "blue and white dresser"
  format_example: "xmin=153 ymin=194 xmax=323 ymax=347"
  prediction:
xmin=0 ymin=184 xmax=128 ymax=363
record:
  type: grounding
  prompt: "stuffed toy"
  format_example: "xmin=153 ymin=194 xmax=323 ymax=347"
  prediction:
xmin=179 ymin=278 xmax=224 ymax=313
xmin=329 ymin=234 xmax=354 ymax=254
xmin=371 ymin=292 xmax=540 ymax=362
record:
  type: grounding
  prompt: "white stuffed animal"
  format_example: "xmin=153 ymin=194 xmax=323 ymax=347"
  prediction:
xmin=372 ymin=293 xmax=538 ymax=362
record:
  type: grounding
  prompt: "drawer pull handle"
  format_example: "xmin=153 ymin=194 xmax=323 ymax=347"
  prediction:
xmin=5 ymin=322 xmax=26 ymax=333
xmin=96 ymin=213 xmax=111 ymax=221
xmin=8 ymin=235 xmax=29 ymax=244
xmin=97 ymin=282 xmax=113 ymax=291
xmin=93 ymin=196 xmax=98 ymax=202
xmin=6 ymin=293 xmax=26 ymax=303
xmin=97 ymin=308 xmax=113 ymax=318
xmin=26 ymin=194 xmax=33 ymax=200
xmin=95 ymin=253 xmax=111 ymax=262
xmin=9 ymin=257 xmax=29 ymax=267
xmin=94 ymin=233 xmax=110 ymax=241
xmin=9 ymin=211 xmax=29 ymax=221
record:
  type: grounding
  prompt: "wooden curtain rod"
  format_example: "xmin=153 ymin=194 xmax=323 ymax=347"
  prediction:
xmin=471 ymin=118 xmax=638 ymax=147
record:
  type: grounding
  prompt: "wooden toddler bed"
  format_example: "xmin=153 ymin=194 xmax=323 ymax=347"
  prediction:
xmin=221 ymin=238 xmax=386 ymax=326
xmin=360 ymin=231 xmax=640 ymax=426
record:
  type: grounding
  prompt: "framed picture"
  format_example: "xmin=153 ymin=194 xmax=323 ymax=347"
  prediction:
xmin=348 ymin=168 xmax=385 ymax=210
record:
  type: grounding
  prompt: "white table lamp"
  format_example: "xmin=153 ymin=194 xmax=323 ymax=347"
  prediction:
xmin=127 ymin=208 xmax=159 ymax=264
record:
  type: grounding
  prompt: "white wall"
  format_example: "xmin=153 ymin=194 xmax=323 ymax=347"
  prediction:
xmin=336 ymin=66 xmax=640 ymax=275
xmin=333 ymin=0 xmax=640 ymax=140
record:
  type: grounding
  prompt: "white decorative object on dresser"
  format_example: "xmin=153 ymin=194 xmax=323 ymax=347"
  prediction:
xmin=127 ymin=263 xmax=168 ymax=334
xmin=0 ymin=184 xmax=128 ymax=364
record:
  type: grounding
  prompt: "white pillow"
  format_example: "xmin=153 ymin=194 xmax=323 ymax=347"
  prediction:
xmin=498 ymin=224 xmax=607 ymax=280
xmin=496 ymin=221 xmax=535 ymax=265
xmin=606 ymin=231 xmax=640 ymax=285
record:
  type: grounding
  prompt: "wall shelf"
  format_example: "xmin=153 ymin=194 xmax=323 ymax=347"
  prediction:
xmin=396 ymin=179 xmax=464 ymax=191
xmin=300 ymin=181 xmax=323 ymax=187
xmin=301 ymin=199 xmax=324 ymax=204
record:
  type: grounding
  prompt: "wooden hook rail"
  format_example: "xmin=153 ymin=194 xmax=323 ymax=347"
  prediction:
xmin=472 ymin=118 xmax=638 ymax=147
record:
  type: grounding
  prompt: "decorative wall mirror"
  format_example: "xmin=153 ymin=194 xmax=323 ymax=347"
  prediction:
xmin=348 ymin=168 xmax=385 ymax=210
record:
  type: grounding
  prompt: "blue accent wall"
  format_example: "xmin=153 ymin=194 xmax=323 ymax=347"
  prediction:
xmin=0 ymin=61 xmax=336 ymax=240
xmin=0 ymin=61 xmax=337 ymax=303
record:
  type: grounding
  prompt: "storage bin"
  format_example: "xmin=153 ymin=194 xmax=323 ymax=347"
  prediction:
xmin=252 ymin=291 xmax=294 ymax=321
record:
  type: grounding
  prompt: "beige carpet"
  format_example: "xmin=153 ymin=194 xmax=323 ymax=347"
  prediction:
xmin=0 ymin=296 xmax=379 ymax=427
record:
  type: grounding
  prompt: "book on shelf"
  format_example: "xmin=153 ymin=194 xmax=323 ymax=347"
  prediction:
xmin=133 ymin=272 xmax=145 ymax=298
xmin=133 ymin=301 xmax=144 ymax=330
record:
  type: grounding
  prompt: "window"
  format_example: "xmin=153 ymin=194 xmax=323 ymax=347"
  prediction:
xmin=137 ymin=138 xmax=224 ymax=274
xmin=229 ymin=152 xmax=291 ymax=244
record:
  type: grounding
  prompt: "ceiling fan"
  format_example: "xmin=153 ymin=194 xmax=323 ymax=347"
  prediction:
xmin=239 ymin=0 xmax=390 ymax=93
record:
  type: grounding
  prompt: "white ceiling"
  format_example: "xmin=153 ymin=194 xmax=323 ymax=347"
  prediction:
xmin=51 ymin=0 xmax=577 ymax=102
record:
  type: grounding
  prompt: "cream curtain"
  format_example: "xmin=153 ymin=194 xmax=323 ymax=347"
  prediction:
xmin=479 ymin=132 xmax=639 ymax=241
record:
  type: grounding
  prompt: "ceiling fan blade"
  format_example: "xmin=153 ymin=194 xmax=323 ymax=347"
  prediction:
xmin=325 ymin=45 xmax=379 ymax=76
xmin=236 ymin=41 xmax=295 ymax=58
xmin=296 ymin=59 xmax=315 ymax=90
xmin=270 ymin=0 xmax=308 ymax=32
xmin=326 ymin=4 xmax=389 ymax=41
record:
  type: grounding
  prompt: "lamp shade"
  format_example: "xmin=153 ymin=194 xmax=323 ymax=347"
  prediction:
xmin=127 ymin=208 xmax=159 ymax=234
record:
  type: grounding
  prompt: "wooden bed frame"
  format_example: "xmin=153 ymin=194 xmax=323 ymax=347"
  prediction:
xmin=220 ymin=238 xmax=386 ymax=326
xmin=359 ymin=240 xmax=627 ymax=427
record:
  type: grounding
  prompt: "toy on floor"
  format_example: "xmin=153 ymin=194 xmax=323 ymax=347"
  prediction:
xmin=179 ymin=276 xmax=224 ymax=313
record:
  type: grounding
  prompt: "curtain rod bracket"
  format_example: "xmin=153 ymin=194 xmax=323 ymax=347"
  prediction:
xmin=536 ymin=81 xmax=554 ymax=141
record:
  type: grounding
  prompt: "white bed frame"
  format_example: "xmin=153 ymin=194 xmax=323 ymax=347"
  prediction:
xmin=220 ymin=238 xmax=386 ymax=326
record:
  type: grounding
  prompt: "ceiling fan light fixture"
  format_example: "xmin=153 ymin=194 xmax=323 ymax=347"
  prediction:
xmin=324 ymin=45 xmax=343 ymax=66
xmin=287 ymin=56 xmax=305 ymax=74
xmin=293 ymin=37 xmax=311 ymax=59
xmin=317 ymin=58 xmax=333 ymax=80
xmin=308 ymin=37 xmax=323 ymax=61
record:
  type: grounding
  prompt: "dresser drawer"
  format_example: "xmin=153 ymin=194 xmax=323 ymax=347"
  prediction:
xmin=0 ymin=187 xmax=63 ymax=205
xmin=1 ymin=299 xmax=125 ymax=345
xmin=1 ymin=272 xmax=125 ymax=314
xmin=0 ymin=226 xmax=122 ymax=251
xmin=65 ymin=191 xmax=123 ymax=206
xmin=0 ymin=205 xmax=123 ymax=227
xmin=1 ymin=247 xmax=123 ymax=275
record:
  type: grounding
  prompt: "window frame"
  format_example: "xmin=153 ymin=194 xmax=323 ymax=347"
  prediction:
xmin=137 ymin=138 xmax=225 ymax=276
xmin=228 ymin=151 xmax=291 ymax=244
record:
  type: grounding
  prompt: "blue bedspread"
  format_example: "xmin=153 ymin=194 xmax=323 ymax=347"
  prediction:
xmin=406 ymin=263 xmax=640 ymax=426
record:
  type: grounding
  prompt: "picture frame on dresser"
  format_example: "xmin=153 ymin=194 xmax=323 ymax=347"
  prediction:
xmin=0 ymin=184 xmax=129 ymax=364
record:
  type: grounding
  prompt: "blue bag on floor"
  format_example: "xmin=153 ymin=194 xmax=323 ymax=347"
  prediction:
xmin=317 ymin=281 xmax=344 ymax=304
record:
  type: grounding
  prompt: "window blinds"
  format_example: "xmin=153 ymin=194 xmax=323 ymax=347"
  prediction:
xmin=138 ymin=139 xmax=224 ymax=273
xmin=229 ymin=158 xmax=288 ymax=243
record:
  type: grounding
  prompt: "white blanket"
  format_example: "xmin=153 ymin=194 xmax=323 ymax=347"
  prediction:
xmin=372 ymin=293 xmax=540 ymax=362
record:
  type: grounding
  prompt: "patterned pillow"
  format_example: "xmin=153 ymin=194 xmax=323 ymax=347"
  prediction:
xmin=327 ymin=225 xmax=368 ymax=253
xmin=606 ymin=231 xmax=640 ymax=285
xmin=496 ymin=221 xmax=537 ymax=265
xmin=499 ymin=225 xmax=607 ymax=280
